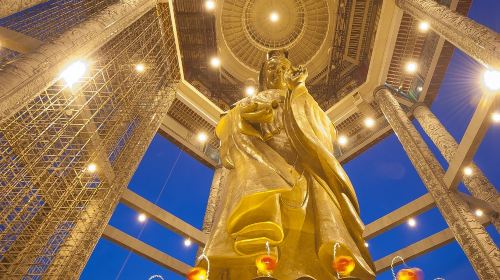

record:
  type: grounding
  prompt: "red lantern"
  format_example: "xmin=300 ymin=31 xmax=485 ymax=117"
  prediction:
xmin=186 ymin=267 xmax=207 ymax=280
xmin=256 ymin=255 xmax=278 ymax=275
xmin=396 ymin=268 xmax=424 ymax=280
xmin=332 ymin=255 xmax=355 ymax=276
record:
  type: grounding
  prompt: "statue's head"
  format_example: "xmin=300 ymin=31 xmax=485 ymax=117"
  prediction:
xmin=259 ymin=50 xmax=292 ymax=91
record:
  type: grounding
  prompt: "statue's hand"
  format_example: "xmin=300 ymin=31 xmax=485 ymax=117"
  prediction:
xmin=240 ymin=101 xmax=274 ymax=123
xmin=285 ymin=65 xmax=308 ymax=90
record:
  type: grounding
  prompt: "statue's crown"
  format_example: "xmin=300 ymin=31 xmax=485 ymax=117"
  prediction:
xmin=266 ymin=49 xmax=289 ymax=60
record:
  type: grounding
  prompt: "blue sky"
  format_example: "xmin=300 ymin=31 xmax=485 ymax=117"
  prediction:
xmin=81 ymin=1 xmax=499 ymax=279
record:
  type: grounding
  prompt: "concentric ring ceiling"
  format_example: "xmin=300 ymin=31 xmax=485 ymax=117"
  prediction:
xmin=217 ymin=0 xmax=334 ymax=81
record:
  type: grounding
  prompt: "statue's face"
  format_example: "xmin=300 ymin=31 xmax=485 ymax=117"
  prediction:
xmin=264 ymin=57 xmax=291 ymax=90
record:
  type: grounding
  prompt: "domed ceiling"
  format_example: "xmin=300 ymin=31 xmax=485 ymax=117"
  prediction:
xmin=218 ymin=0 xmax=333 ymax=80
xmin=173 ymin=0 xmax=382 ymax=109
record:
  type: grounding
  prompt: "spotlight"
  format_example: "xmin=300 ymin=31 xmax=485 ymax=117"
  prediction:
xmin=210 ymin=57 xmax=221 ymax=68
xmin=338 ymin=135 xmax=348 ymax=146
xmin=463 ymin=166 xmax=473 ymax=176
xmin=407 ymin=217 xmax=416 ymax=227
xmin=138 ymin=213 xmax=147 ymax=223
xmin=417 ymin=86 xmax=423 ymax=92
xmin=60 ymin=60 xmax=87 ymax=87
xmin=364 ymin=117 xmax=375 ymax=128
xmin=135 ymin=63 xmax=145 ymax=73
xmin=197 ymin=132 xmax=208 ymax=143
xmin=205 ymin=0 xmax=215 ymax=11
xmin=270 ymin=12 xmax=279 ymax=22
xmin=87 ymin=163 xmax=97 ymax=173
xmin=364 ymin=242 xmax=369 ymax=248
xmin=184 ymin=238 xmax=192 ymax=247
xmin=418 ymin=21 xmax=430 ymax=32
xmin=245 ymin=86 xmax=256 ymax=96
xmin=405 ymin=62 xmax=418 ymax=74
xmin=492 ymin=112 xmax=500 ymax=123
xmin=483 ymin=69 xmax=500 ymax=91
xmin=475 ymin=209 xmax=484 ymax=217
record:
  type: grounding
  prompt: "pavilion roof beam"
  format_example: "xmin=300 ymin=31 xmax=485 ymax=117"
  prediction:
xmin=120 ymin=189 xmax=208 ymax=245
xmin=374 ymin=215 xmax=490 ymax=273
xmin=102 ymin=225 xmax=192 ymax=276
xmin=443 ymin=94 xmax=497 ymax=189
xmin=0 ymin=27 xmax=42 ymax=53
xmin=363 ymin=193 xmax=435 ymax=240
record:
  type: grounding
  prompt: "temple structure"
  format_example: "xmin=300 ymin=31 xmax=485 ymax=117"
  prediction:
xmin=0 ymin=0 xmax=498 ymax=279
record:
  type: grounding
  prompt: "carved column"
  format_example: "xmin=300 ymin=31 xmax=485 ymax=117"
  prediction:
xmin=202 ymin=167 xmax=229 ymax=235
xmin=395 ymin=0 xmax=500 ymax=68
xmin=413 ymin=104 xmax=500 ymax=231
xmin=374 ymin=86 xmax=500 ymax=279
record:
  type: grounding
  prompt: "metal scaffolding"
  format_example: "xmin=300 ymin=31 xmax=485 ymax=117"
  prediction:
xmin=0 ymin=2 xmax=180 ymax=278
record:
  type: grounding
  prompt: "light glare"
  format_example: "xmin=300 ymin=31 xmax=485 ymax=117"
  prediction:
xmin=245 ymin=86 xmax=256 ymax=96
xmin=197 ymin=132 xmax=208 ymax=143
xmin=364 ymin=242 xmax=369 ymax=248
xmin=210 ymin=57 xmax=221 ymax=68
xmin=270 ymin=12 xmax=279 ymax=22
xmin=407 ymin=217 xmax=417 ymax=227
xmin=418 ymin=21 xmax=430 ymax=32
xmin=475 ymin=209 xmax=484 ymax=217
xmin=87 ymin=163 xmax=97 ymax=173
xmin=60 ymin=60 xmax=87 ymax=87
xmin=417 ymin=86 xmax=423 ymax=92
xmin=492 ymin=112 xmax=500 ymax=123
xmin=205 ymin=0 xmax=215 ymax=10
xmin=364 ymin=117 xmax=375 ymax=128
xmin=463 ymin=166 xmax=473 ymax=176
xmin=135 ymin=63 xmax=145 ymax=73
xmin=184 ymin=238 xmax=192 ymax=247
xmin=405 ymin=62 xmax=418 ymax=73
xmin=138 ymin=213 xmax=147 ymax=223
xmin=338 ymin=135 xmax=348 ymax=146
xmin=483 ymin=69 xmax=500 ymax=91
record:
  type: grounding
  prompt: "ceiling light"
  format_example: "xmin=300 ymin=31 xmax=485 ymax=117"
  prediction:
xmin=135 ymin=63 xmax=145 ymax=73
xmin=197 ymin=132 xmax=208 ymax=143
xmin=483 ymin=69 xmax=500 ymax=91
xmin=463 ymin=166 xmax=473 ymax=176
xmin=205 ymin=0 xmax=215 ymax=11
xmin=87 ymin=163 xmax=97 ymax=173
xmin=338 ymin=135 xmax=348 ymax=146
xmin=418 ymin=21 xmax=430 ymax=32
xmin=475 ymin=209 xmax=484 ymax=217
xmin=417 ymin=86 xmax=423 ymax=92
xmin=60 ymin=60 xmax=87 ymax=87
xmin=270 ymin=12 xmax=279 ymax=22
xmin=184 ymin=238 xmax=192 ymax=247
xmin=245 ymin=86 xmax=256 ymax=96
xmin=492 ymin=112 xmax=500 ymax=123
xmin=364 ymin=242 xmax=369 ymax=248
xmin=210 ymin=57 xmax=220 ymax=68
xmin=364 ymin=117 xmax=375 ymax=128
xmin=405 ymin=62 xmax=418 ymax=74
xmin=407 ymin=217 xmax=416 ymax=227
xmin=138 ymin=213 xmax=147 ymax=223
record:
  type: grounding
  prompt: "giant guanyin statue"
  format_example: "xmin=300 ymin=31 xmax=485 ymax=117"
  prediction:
xmin=200 ymin=50 xmax=375 ymax=280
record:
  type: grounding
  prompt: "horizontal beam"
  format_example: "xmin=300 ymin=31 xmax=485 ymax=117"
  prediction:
xmin=374 ymin=215 xmax=490 ymax=273
xmin=0 ymin=0 xmax=47 ymax=18
xmin=363 ymin=193 xmax=435 ymax=239
xmin=102 ymin=225 xmax=192 ymax=276
xmin=120 ymin=189 xmax=208 ymax=245
xmin=443 ymin=94 xmax=496 ymax=189
xmin=374 ymin=228 xmax=454 ymax=273
xmin=0 ymin=27 xmax=42 ymax=53
xmin=176 ymin=80 xmax=222 ymax=126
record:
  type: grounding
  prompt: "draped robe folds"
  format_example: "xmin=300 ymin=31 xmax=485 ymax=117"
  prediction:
xmin=204 ymin=85 xmax=375 ymax=279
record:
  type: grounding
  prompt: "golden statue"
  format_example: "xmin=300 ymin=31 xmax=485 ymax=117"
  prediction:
xmin=202 ymin=50 xmax=375 ymax=280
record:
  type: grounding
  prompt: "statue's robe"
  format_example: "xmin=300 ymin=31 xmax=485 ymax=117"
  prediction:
xmin=204 ymin=84 xmax=375 ymax=279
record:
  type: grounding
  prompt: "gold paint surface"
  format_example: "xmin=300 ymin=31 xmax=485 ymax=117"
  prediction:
xmin=205 ymin=51 xmax=375 ymax=279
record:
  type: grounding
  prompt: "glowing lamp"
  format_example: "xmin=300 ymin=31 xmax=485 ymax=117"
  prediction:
xmin=60 ymin=60 xmax=87 ymax=87
xmin=186 ymin=267 xmax=207 ymax=280
xmin=332 ymin=255 xmax=355 ymax=276
xmin=256 ymin=255 xmax=278 ymax=275
xmin=396 ymin=268 xmax=424 ymax=280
